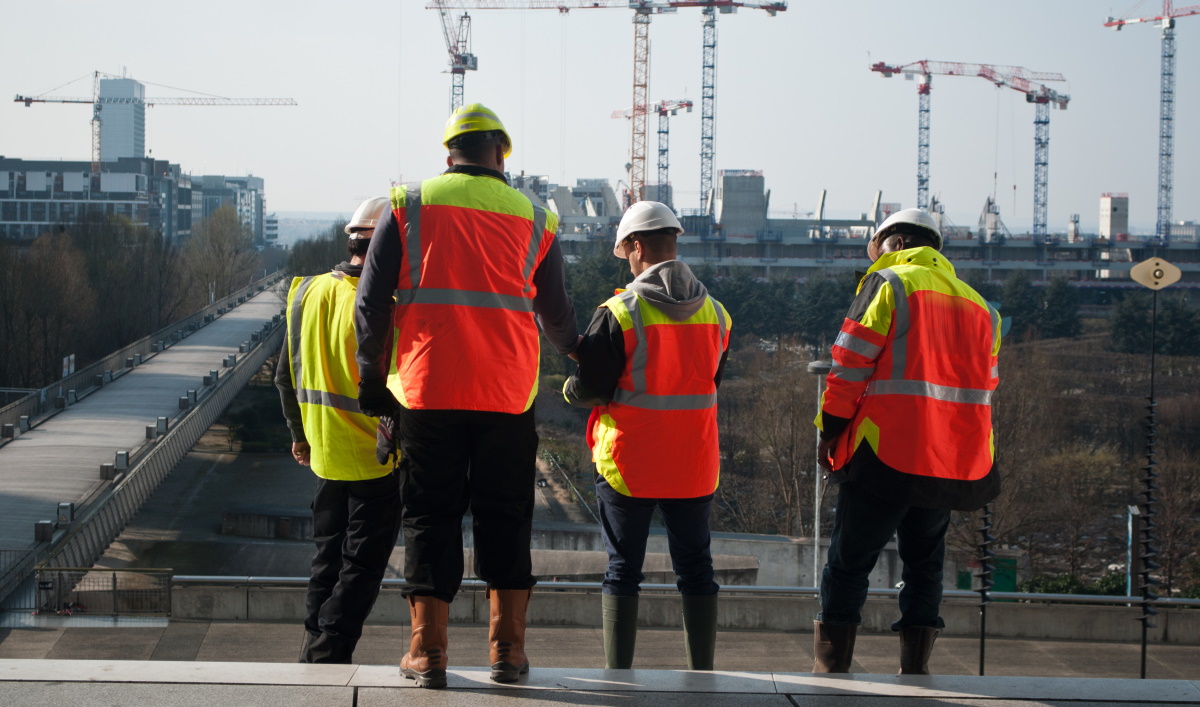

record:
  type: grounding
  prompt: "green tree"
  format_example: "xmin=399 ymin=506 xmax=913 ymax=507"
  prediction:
xmin=1108 ymin=291 xmax=1150 ymax=354
xmin=1001 ymin=270 xmax=1042 ymax=340
xmin=796 ymin=271 xmax=854 ymax=349
xmin=1157 ymin=294 xmax=1199 ymax=356
xmin=287 ymin=221 xmax=350 ymax=278
xmin=564 ymin=245 xmax=628 ymax=332
xmin=1039 ymin=277 xmax=1081 ymax=340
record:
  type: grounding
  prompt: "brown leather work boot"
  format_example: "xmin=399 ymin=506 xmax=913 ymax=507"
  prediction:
xmin=898 ymin=626 xmax=939 ymax=675
xmin=400 ymin=595 xmax=449 ymax=689
xmin=488 ymin=587 xmax=531 ymax=683
xmin=812 ymin=620 xmax=857 ymax=673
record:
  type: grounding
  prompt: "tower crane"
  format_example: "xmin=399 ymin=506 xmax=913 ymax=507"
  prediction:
xmin=1105 ymin=2 xmax=1200 ymax=243
xmin=431 ymin=1 xmax=478 ymax=114
xmin=613 ymin=99 xmax=694 ymax=206
xmin=425 ymin=1 xmax=785 ymax=210
xmin=870 ymin=61 xmax=1069 ymax=240
xmin=15 ymin=71 xmax=297 ymax=176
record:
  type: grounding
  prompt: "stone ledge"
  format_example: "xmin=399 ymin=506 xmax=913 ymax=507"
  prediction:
xmin=1 ymin=660 xmax=1196 ymax=703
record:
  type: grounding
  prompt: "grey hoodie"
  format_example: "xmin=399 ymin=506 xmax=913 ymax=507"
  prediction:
xmin=627 ymin=260 xmax=709 ymax=321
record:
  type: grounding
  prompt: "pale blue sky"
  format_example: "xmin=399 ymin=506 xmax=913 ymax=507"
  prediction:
xmin=2 ymin=1 xmax=1196 ymax=233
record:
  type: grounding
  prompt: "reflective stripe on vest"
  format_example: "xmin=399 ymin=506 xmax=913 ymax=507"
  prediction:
xmin=864 ymin=379 xmax=993 ymax=406
xmin=296 ymin=388 xmax=362 ymax=413
xmin=288 ymin=275 xmax=317 ymax=387
xmin=399 ymin=183 xmax=546 ymax=313
xmin=612 ymin=289 xmax=725 ymax=411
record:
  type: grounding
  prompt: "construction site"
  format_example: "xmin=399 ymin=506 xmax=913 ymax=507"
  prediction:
xmin=428 ymin=1 xmax=1200 ymax=289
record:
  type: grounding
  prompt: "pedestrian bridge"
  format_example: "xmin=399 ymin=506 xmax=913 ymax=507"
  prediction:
xmin=0 ymin=277 xmax=287 ymax=605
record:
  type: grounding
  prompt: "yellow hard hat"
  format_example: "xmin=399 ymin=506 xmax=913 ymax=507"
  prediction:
xmin=442 ymin=103 xmax=512 ymax=158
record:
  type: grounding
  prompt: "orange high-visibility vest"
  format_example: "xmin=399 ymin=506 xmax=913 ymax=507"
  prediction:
xmin=590 ymin=290 xmax=731 ymax=499
xmin=384 ymin=172 xmax=558 ymax=414
xmin=818 ymin=247 xmax=1001 ymax=489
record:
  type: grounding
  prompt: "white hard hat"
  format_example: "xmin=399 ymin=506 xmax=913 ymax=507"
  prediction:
xmin=613 ymin=201 xmax=684 ymax=257
xmin=867 ymin=208 xmax=941 ymax=261
xmin=345 ymin=197 xmax=391 ymax=237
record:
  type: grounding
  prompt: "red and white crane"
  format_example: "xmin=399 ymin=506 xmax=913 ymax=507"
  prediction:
xmin=870 ymin=60 xmax=1069 ymax=240
xmin=1105 ymin=2 xmax=1200 ymax=243
xmin=613 ymin=99 xmax=694 ymax=206
xmin=426 ymin=1 xmax=785 ymax=210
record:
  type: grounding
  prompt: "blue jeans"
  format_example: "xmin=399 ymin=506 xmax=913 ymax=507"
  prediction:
xmin=595 ymin=475 xmax=719 ymax=597
xmin=819 ymin=479 xmax=950 ymax=630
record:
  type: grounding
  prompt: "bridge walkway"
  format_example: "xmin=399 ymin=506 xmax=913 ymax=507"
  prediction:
xmin=0 ymin=290 xmax=285 ymax=553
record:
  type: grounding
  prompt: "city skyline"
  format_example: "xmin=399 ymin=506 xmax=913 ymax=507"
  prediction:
xmin=2 ymin=1 xmax=1197 ymax=233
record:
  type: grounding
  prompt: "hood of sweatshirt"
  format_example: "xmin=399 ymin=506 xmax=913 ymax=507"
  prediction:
xmin=626 ymin=260 xmax=709 ymax=322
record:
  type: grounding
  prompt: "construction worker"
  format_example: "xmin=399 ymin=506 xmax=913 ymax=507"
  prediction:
xmin=563 ymin=201 xmax=731 ymax=671
xmin=275 ymin=197 xmax=401 ymax=664
xmin=354 ymin=103 xmax=578 ymax=688
xmin=813 ymin=208 xmax=1001 ymax=675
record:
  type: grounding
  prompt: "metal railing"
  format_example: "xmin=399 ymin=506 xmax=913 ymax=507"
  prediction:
xmin=0 ymin=272 xmax=284 ymax=434
xmin=35 ymin=567 xmax=172 ymax=616
xmin=168 ymin=575 xmax=1200 ymax=608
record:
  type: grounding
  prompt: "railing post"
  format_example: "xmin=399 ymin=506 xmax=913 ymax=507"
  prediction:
xmin=806 ymin=360 xmax=831 ymax=590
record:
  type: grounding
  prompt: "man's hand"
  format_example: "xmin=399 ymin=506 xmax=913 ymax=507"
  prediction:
xmin=567 ymin=334 xmax=584 ymax=362
xmin=817 ymin=436 xmax=837 ymax=473
xmin=358 ymin=379 xmax=400 ymax=418
xmin=292 ymin=442 xmax=311 ymax=467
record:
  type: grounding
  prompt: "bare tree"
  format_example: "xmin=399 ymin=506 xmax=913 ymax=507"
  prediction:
xmin=185 ymin=206 xmax=259 ymax=306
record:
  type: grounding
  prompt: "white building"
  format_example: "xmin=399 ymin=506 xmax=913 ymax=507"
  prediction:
xmin=98 ymin=78 xmax=146 ymax=161
xmin=1099 ymin=193 xmax=1129 ymax=239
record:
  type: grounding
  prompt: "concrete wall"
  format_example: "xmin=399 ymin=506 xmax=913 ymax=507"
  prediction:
xmin=211 ymin=517 xmax=902 ymax=589
xmin=170 ymin=584 xmax=1200 ymax=644
xmin=531 ymin=522 xmax=901 ymax=589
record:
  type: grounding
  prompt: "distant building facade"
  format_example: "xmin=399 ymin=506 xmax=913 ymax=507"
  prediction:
xmin=0 ymin=156 xmax=191 ymax=243
xmin=1100 ymin=193 xmax=1130 ymax=239
xmin=192 ymin=174 xmax=267 ymax=245
xmin=546 ymin=173 xmax=1200 ymax=289
xmin=0 ymin=157 xmax=270 ymax=246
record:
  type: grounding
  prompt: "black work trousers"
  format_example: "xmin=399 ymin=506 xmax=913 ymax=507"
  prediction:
xmin=302 ymin=471 xmax=401 ymax=663
xmin=395 ymin=406 xmax=538 ymax=603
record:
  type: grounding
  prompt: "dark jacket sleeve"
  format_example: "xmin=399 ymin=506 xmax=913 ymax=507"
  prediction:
xmin=355 ymin=205 xmax=400 ymax=383
xmin=532 ymin=237 xmax=579 ymax=355
xmin=274 ymin=338 xmax=306 ymax=443
xmin=563 ymin=307 xmax=625 ymax=407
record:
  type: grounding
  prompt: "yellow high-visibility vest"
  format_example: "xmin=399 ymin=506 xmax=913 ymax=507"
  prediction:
xmin=286 ymin=273 xmax=390 ymax=480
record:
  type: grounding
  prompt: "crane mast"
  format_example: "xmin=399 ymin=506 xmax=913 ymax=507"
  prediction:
xmin=871 ymin=61 xmax=1068 ymax=238
xmin=614 ymin=99 xmax=694 ymax=206
xmin=433 ymin=2 xmax=478 ymax=114
xmin=425 ymin=1 xmax=785 ymax=210
xmin=1106 ymin=2 xmax=1200 ymax=243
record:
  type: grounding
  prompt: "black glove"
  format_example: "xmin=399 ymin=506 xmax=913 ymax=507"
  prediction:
xmin=358 ymin=379 xmax=400 ymax=418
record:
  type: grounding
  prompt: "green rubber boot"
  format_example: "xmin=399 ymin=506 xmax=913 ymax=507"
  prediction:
xmin=681 ymin=594 xmax=719 ymax=670
xmin=602 ymin=594 xmax=639 ymax=669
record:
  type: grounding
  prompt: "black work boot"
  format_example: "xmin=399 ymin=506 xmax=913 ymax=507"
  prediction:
xmin=812 ymin=620 xmax=857 ymax=673
xmin=602 ymin=594 xmax=639 ymax=669
xmin=681 ymin=594 xmax=718 ymax=670
xmin=898 ymin=626 xmax=939 ymax=675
